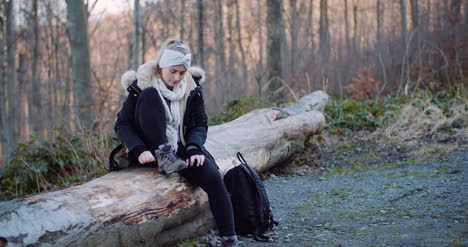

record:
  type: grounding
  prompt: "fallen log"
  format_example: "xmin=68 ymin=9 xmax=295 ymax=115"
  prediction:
xmin=0 ymin=90 xmax=329 ymax=247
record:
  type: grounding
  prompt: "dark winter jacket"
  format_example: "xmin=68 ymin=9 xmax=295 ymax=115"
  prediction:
xmin=113 ymin=66 xmax=210 ymax=165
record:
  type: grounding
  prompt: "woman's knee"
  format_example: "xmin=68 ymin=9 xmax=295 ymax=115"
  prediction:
xmin=195 ymin=161 xmax=224 ymax=188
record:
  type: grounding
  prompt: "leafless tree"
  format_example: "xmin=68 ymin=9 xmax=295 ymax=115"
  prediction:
xmin=319 ymin=0 xmax=330 ymax=63
xmin=133 ymin=0 xmax=141 ymax=70
xmin=197 ymin=0 xmax=204 ymax=67
xmin=410 ymin=0 xmax=419 ymax=30
xmin=400 ymin=0 xmax=408 ymax=47
xmin=266 ymin=0 xmax=283 ymax=102
xmin=66 ymin=0 xmax=93 ymax=125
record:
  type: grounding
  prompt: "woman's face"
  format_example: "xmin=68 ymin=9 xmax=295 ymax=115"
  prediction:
xmin=161 ymin=65 xmax=187 ymax=90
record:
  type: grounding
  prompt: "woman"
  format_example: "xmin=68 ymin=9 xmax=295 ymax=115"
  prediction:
xmin=114 ymin=38 xmax=238 ymax=247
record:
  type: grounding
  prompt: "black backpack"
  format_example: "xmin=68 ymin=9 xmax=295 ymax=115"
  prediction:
xmin=223 ymin=152 xmax=277 ymax=241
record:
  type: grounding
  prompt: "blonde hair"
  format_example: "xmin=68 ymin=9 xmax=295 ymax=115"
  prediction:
xmin=154 ymin=37 xmax=191 ymax=76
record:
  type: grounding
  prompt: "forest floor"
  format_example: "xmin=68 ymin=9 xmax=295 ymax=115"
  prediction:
xmin=183 ymin=130 xmax=468 ymax=247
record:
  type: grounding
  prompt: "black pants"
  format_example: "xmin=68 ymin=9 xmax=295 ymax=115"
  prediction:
xmin=134 ymin=88 xmax=235 ymax=237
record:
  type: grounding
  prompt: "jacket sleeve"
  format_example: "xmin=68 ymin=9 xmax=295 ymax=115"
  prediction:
xmin=185 ymin=89 xmax=208 ymax=150
xmin=114 ymin=90 xmax=148 ymax=155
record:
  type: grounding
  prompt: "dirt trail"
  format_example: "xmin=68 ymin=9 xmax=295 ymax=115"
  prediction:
xmin=239 ymin=150 xmax=467 ymax=246
xmin=179 ymin=134 xmax=467 ymax=247
xmin=235 ymin=132 xmax=468 ymax=247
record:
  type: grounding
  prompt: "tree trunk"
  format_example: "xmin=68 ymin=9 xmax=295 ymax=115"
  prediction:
xmin=465 ymin=0 xmax=468 ymax=26
xmin=344 ymin=0 xmax=350 ymax=54
xmin=353 ymin=5 xmax=358 ymax=54
xmin=0 ymin=1 xmax=7 ymax=165
xmin=197 ymin=0 xmax=204 ymax=67
xmin=435 ymin=0 xmax=441 ymax=30
xmin=214 ymin=0 xmax=226 ymax=71
xmin=255 ymin=0 xmax=264 ymax=97
xmin=305 ymin=0 xmax=314 ymax=57
xmin=5 ymin=0 xmax=17 ymax=164
xmin=30 ymin=0 xmax=42 ymax=138
xmin=400 ymin=0 xmax=407 ymax=48
xmin=179 ymin=0 xmax=186 ymax=40
xmin=66 ymin=0 xmax=93 ymax=126
xmin=214 ymin=0 xmax=226 ymax=101
xmin=227 ymin=0 xmax=235 ymax=71
xmin=409 ymin=0 xmax=419 ymax=30
xmin=0 ymin=91 xmax=329 ymax=247
xmin=450 ymin=0 xmax=462 ymax=23
xmin=234 ymin=0 xmax=247 ymax=81
xmin=53 ymin=18 xmax=61 ymax=127
xmin=376 ymin=0 xmax=382 ymax=47
xmin=266 ymin=0 xmax=283 ymax=102
xmin=289 ymin=0 xmax=298 ymax=74
xmin=133 ymin=0 xmax=141 ymax=70
xmin=424 ymin=0 xmax=431 ymax=31
xmin=319 ymin=0 xmax=330 ymax=63
xmin=141 ymin=14 xmax=147 ymax=63
xmin=17 ymin=54 xmax=30 ymax=140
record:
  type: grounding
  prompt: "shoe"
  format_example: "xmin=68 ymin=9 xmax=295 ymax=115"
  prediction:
xmin=220 ymin=235 xmax=238 ymax=247
xmin=155 ymin=144 xmax=188 ymax=174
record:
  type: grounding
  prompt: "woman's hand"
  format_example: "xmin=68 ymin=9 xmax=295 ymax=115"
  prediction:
xmin=138 ymin=151 xmax=156 ymax=164
xmin=187 ymin=154 xmax=205 ymax=167
xmin=186 ymin=147 xmax=205 ymax=166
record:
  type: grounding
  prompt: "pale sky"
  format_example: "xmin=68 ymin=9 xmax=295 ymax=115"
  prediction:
xmin=91 ymin=0 xmax=133 ymax=16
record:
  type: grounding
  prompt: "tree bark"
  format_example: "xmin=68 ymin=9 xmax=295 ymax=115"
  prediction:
xmin=0 ymin=1 xmax=7 ymax=165
xmin=255 ymin=0 xmax=264 ymax=97
xmin=376 ymin=0 xmax=382 ymax=47
xmin=215 ymin=0 xmax=226 ymax=71
xmin=289 ymin=0 xmax=298 ymax=74
xmin=234 ymin=0 xmax=247 ymax=81
xmin=197 ymin=0 xmax=204 ymax=67
xmin=30 ymin=0 xmax=42 ymax=138
xmin=5 ymin=0 xmax=17 ymax=164
xmin=353 ymin=5 xmax=358 ymax=54
xmin=450 ymin=0 xmax=462 ymax=23
xmin=179 ymin=0 xmax=186 ymax=40
xmin=305 ymin=0 xmax=314 ymax=57
xmin=214 ymin=0 xmax=226 ymax=101
xmin=344 ymin=0 xmax=350 ymax=54
xmin=133 ymin=0 xmax=141 ymax=70
xmin=0 ymin=91 xmax=329 ymax=247
xmin=319 ymin=0 xmax=330 ymax=63
xmin=17 ymin=54 xmax=30 ymax=140
xmin=66 ymin=0 xmax=93 ymax=126
xmin=227 ymin=0 xmax=235 ymax=71
xmin=266 ymin=0 xmax=283 ymax=102
xmin=409 ymin=0 xmax=419 ymax=30
xmin=400 ymin=0 xmax=408 ymax=48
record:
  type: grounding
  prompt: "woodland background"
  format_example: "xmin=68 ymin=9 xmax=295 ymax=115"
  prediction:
xmin=0 ymin=0 xmax=466 ymax=170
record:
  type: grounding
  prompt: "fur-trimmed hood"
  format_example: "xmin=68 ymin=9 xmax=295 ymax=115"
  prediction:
xmin=120 ymin=62 xmax=206 ymax=91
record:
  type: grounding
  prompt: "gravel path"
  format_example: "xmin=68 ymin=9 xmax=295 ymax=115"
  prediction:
xmin=238 ymin=151 xmax=468 ymax=247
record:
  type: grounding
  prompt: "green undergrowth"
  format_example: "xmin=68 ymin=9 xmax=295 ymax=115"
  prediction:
xmin=324 ymin=96 xmax=408 ymax=134
xmin=174 ymin=236 xmax=206 ymax=247
xmin=0 ymin=127 xmax=118 ymax=201
xmin=208 ymin=89 xmax=466 ymax=137
xmin=208 ymin=96 xmax=270 ymax=125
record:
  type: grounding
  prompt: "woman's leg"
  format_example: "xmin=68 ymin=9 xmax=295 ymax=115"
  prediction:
xmin=133 ymin=88 xmax=167 ymax=151
xmin=179 ymin=158 xmax=236 ymax=237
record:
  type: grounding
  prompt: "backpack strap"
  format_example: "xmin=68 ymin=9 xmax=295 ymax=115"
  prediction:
xmin=237 ymin=152 xmax=248 ymax=165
